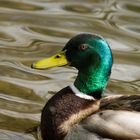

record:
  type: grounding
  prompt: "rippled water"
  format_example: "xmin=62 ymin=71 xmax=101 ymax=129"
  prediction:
xmin=0 ymin=0 xmax=140 ymax=139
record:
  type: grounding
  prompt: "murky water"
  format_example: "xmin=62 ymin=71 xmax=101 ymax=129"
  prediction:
xmin=0 ymin=0 xmax=140 ymax=139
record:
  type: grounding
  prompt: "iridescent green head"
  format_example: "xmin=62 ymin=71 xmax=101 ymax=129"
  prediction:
xmin=32 ymin=34 xmax=113 ymax=97
xmin=63 ymin=34 xmax=113 ymax=95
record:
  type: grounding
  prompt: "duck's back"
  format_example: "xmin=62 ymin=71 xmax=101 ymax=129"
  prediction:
xmin=64 ymin=95 xmax=140 ymax=140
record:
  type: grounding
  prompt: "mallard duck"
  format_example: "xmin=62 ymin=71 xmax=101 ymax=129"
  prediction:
xmin=32 ymin=34 xmax=140 ymax=140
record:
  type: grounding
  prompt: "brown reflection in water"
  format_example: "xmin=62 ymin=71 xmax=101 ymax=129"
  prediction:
xmin=0 ymin=0 xmax=43 ymax=11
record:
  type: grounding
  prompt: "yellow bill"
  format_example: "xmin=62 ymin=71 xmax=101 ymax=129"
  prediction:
xmin=32 ymin=51 xmax=68 ymax=69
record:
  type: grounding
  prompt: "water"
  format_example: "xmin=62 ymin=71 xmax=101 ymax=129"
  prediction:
xmin=0 ymin=0 xmax=140 ymax=139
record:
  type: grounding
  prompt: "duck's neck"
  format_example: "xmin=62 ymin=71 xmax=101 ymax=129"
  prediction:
xmin=74 ymin=60 xmax=111 ymax=97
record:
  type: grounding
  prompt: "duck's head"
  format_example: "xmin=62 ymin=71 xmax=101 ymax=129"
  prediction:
xmin=32 ymin=34 xmax=113 ymax=97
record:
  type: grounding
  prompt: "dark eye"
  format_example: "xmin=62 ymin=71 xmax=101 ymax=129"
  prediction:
xmin=78 ymin=44 xmax=88 ymax=51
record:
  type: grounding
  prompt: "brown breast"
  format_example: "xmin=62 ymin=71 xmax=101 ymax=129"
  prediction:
xmin=40 ymin=86 xmax=100 ymax=140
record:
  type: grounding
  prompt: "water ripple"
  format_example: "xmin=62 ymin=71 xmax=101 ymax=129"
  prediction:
xmin=0 ymin=0 xmax=43 ymax=11
xmin=0 ymin=129 xmax=35 ymax=140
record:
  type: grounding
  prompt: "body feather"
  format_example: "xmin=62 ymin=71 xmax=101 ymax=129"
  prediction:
xmin=65 ymin=95 xmax=140 ymax=140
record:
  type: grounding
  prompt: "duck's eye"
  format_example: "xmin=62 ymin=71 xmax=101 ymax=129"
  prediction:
xmin=78 ymin=44 xmax=88 ymax=51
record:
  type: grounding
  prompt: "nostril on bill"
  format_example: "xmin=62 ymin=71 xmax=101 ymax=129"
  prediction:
xmin=55 ymin=55 xmax=61 ymax=58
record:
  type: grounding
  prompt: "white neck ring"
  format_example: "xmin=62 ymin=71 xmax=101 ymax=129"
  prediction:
xmin=69 ymin=84 xmax=95 ymax=100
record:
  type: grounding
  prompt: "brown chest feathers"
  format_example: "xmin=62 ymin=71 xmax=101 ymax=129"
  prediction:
xmin=40 ymin=86 xmax=100 ymax=140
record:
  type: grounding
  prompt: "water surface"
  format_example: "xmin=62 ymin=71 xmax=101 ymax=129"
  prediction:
xmin=0 ymin=0 xmax=140 ymax=139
